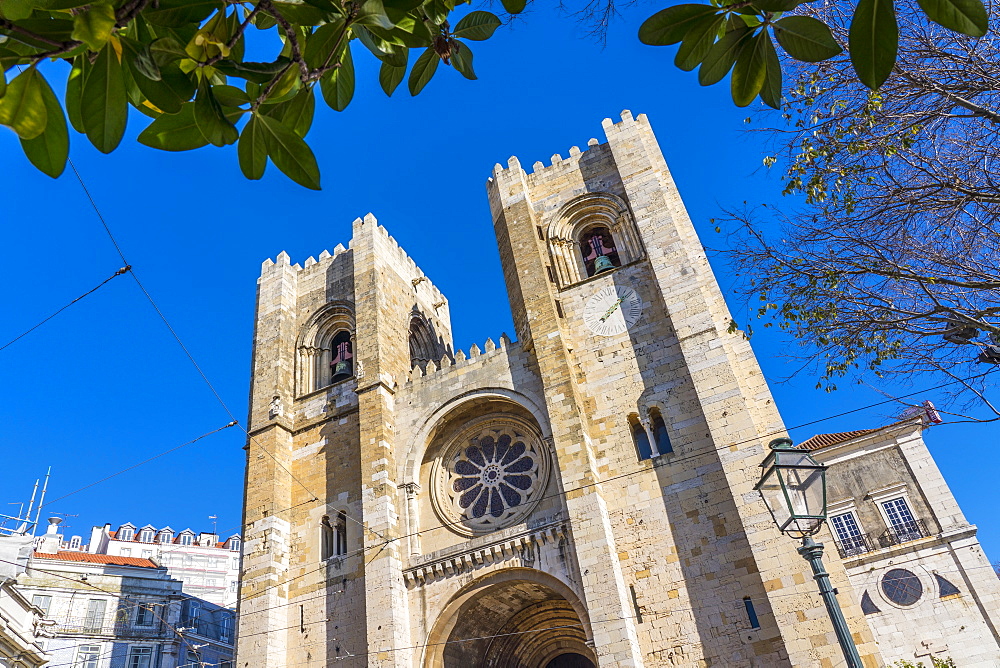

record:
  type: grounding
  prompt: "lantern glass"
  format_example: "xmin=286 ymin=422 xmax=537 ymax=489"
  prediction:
xmin=755 ymin=444 xmax=828 ymax=539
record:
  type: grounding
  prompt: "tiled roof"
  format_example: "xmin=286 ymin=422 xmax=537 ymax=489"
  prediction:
xmin=34 ymin=551 xmax=159 ymax=568
xmin=796 ymin=428 xmax=882 ymax=451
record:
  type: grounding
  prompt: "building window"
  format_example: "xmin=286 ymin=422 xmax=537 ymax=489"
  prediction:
xmin=321 ymin=516 xmax=334 ymax=560
xmin=220 ymin=614 xmax=233 ymax=641
xmin=649 ymin=408 xmax=672 ymax=455
xmin=136 ymin=603 xmax=154 ymax=626
xmin=32 ymin=594 xmax=52 ymax=616
xmin=69 ymin=535 xmax=82 ymax=550
xmin=138 ymin=528 xmax=154 ymax=543
xmin=128 ymin=647 xmax=152 ymax=668
xmin=121 ymin=548 xmax=132 ymax=557
xmin=229 ymin=581 xmax=238 ymax=593
xmin=157 ymin=530 xmax=173 ymax=544
xmin=118 ymin=525 xmax=135 ymax=541
xmin=629 ymin=414 xmax=652 ymax=461
xmin=232 ymin=557 xmax=240 ymax=569
xmin=830 ymin=512 xmax=867 ymax=556
xmin=881 ymin=497 xmax=922 ymax=542
xmin=742 ymin=597 xmax=760 ymax=629
xmin=227 ymin=537 xmax=241 ymax=552
xmin=206 ymin=579 xmax=217 ymax=587
xmin=141 ymin=550 xmax=153 ymax=559
xmin=580 ymin=226 xmax=621 ymax=276
xmin=935 ymin=574 xmax=961 ymax=598
xmin=76 ymin=644 xmax=102 ymax=668
xmin=179 ymin=532 xmax=194 ymax=546
xmin=881 ymin=568 xmax=922 ymax=606
xmin=83 ymin=599 xmax=107 ymax=633
xmin=860 ymin=590 xmax=881 ymax=614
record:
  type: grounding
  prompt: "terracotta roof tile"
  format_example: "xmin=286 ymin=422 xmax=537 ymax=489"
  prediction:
xmin=796 ymin=428 xmax=882 ymax=451
xmin=34 ymin=551 xmax=159 ymax=568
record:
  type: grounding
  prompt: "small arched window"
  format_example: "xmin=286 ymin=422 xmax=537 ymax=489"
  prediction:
xmin=629 ymin=414 xmax=653 ymax=461
xmin=118 ymin=526 xmax=135 ymax=541
xmin=649 ymin=408 xmax=673 ymax=455
xmin=179 ymin=532 xmax=194 ymax=546
xmin=321 ymin=516 xmax=334 ymax=560
xmin=580 ymin=226 xmax=621 ymax=277
xmin=157 ymin=530 xmax=173 ymax=545
xmin=321 ymin=513 xmax=348 ymax=560
xmin=408 ymin=315 xmax=440 ymax=370
xmin=330 ymin=330 xmax=353 ymax=382
xmin=335 ymin=511 xmax=348 ymax=556
xmin=138 ymin=528 xmax=154 ymax=543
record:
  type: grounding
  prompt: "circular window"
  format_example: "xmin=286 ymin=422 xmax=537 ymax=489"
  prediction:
xmin=881 ymin=568 xmax=922 ymax=606
xmin=431 ymin=417 xmax=550 ymax=536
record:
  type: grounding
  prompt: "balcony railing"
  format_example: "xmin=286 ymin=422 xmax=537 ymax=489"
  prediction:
xmin=53 ymin=618 xmax=167 ymax=638
xmin=878 ymin=519 xmax=930 ymax=547
xmin=833 ymin=519 xmax=931 ymax=559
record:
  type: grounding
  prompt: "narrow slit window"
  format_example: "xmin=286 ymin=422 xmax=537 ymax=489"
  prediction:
xmin=743 ymin=597 xmax=760 ymax=629
xmin=629 ymin=414 xmax=652 ymax=461
xmin=335 ymin=511 xmax=348 ymax=556
xmin=650 ymin=408 xmax=673 ymax=455
xmin=321 ymin=515 xmax=334 ymax=561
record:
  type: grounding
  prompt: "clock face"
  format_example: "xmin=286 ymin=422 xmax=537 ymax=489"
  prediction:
xmin=583 ymin=286 xmax=642 ymax=337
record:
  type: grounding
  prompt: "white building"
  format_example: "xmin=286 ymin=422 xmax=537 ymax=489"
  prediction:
xmin=0 ymin=535 xmax=49 ymax=668
xmin=14 ymin=518 xmax=234 ymax=668
xmin=803 ymin=418 xmax=1000 ymax=664
xmin=88 ymin=523 xmax=241 ymax=608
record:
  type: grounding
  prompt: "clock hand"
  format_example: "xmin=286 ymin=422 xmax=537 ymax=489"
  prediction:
xmin=599 ymin=296 xmax=626 ymax=322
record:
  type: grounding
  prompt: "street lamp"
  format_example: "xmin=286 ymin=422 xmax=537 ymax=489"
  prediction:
xmin=754 ymin=437 xmax=864 ymax=668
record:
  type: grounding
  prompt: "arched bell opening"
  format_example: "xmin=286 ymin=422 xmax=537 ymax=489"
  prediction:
xmin=423 ymin=570 xmax=595 ymax=668
xmin=329 ymin=330 xmax=353 ymax=381
xmin=579 ymin=225 xmax=621 ymax=277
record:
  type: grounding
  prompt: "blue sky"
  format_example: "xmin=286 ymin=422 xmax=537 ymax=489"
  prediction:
xmin=2 ymin=3 xmax=997 ymax=568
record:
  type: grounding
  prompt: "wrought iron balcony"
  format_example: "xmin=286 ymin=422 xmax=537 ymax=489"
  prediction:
xmin=878 ymin=519 xmax=929 ymax=547
xmin=833 ymin=519 xmax=931 ymax=558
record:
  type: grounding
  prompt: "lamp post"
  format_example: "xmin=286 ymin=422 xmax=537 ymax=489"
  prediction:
xmin=754 ymin=437 xmax=864 ymax=668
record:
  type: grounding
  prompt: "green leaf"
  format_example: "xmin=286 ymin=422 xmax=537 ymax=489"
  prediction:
xmin=759 ymin=28 xmax=782 ymax=109
xmin=260 ymin=64 xmax=300 ymax=104
xmin=383 ymin=0 xmax=423 ymax=11
xmin=916 ymin=0 xmax=987 ymax=36
xmin=72 ymin=2 xmax=116 ymax=51
xmin=750 ymin=0 xmax=802 ymax=11
xmin=238 ymin=114 xmax=267 ymax=179
xmin=122 ymin=37 xmax=192 ymax=114
xmin=319 ymin=41 xmax=354 ymax=111
xmin=20 ymin=72 xmax=68 ymax=178
xmin=0 ymin=0 xmax=34 ymax=21
xmin=407 ymin=46 xmax=438 ymax=95
xmin=257 ymin=114 xmax=321 ymax=190
xmin=500 ymin=0 xmax=526 ymax=14
xmin=194 ymin=79 xmax=238 ymax=146
xmin=639 ymin=4 xmax=720 ymax=46
xmin=269 ymin=1 xmax=327 ymax=25
xmin=772 ymin=16 xmax=842 ymax=62
xmin=354 ymin=25 xmax=407 ymax=66
xmin=65 ymin=58 xmax=85 ymax=133
xmin=422 ymin=0 xmax=448 ymax=24
xmin=0 ymin=67 xmax=47 ymax=140
xmin=355 ymin=0 xmax=394 ymax=28
xmin=137 ymin=101 xmax=210 ymax=151
xmin=379 ymin=61 xmax=405 ymax=96
xmin=451 ymin=40 xmax=476 ymax=80
xmin=145 ymin=0 xmax=222 ymax=27
xmin=0 ymin=69 xmax=5 ymax=100
xmin=452 ymin=11 xmax=501 ymax=40
xmin=373 ymin=16 xmax=431 ymax=47
xmin=697 ymin=25 xmax=750 ymax=85
xmin=303 ymin=19 xmax=346 ymax=69
xmin=213 ymin=84 xmax=249 ymax=107
xmin=849 ymin=0 xmax=898 ymax=89
xmin=731 ymin=27 xmax=769 ymax=106
xmin=80 ymin=44 xmax=127 ymax=153
xmin=675 ymin=13 xmax=725 ymax=71
xmin=124 ymin=38 xmax=162 ymax=81
xmin=263 ymin=87 xmax=314 ymax=137
xmin=6 ymin=18 xmax=75 ymax=49
xmin=214 ymin=58 xmax=291 ymax=83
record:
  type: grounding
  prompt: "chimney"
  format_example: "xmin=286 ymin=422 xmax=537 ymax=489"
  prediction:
xmin=37 ymin=517 xmax=62 ymax=553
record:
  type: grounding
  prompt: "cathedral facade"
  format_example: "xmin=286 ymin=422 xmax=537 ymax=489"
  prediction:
xmin=236 ymin=112 xmax=896 ymax=667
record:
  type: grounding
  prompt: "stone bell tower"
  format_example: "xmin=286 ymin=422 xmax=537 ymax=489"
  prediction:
xmin=238 ymin=112 xmax=884 ymax=667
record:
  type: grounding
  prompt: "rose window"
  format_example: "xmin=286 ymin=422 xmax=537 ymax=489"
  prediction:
xmin=432 ymin=419 xmax=549 ymax=535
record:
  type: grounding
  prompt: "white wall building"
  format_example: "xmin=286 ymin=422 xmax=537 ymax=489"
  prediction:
xmin=88 ymin=523 xmax=241 ymax=608
xmin=0 ymin=535 xmax=49 ymax=668
xmin=16 ymin=519 xmax=234 ymax=668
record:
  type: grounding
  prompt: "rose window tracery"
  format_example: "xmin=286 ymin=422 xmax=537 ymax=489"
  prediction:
xmin=432 ymin=418 xmax=550 ymax=536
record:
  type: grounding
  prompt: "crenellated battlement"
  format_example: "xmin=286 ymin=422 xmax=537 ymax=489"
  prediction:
xmin=486 ymin=110 xmax=650 ymax=184
xmin=400 ymin=333 xmax=516 ymax=387
xmin=259 ymin=243 xmax=350 ymax=274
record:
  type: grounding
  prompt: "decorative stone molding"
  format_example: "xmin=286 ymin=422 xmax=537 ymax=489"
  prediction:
xmin=402 ymin=520 xmax=568 ymax=587
xmin=429 ymin=416 xmax=551 ymax=537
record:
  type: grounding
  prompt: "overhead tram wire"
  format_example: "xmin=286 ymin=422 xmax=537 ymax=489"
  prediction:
xmin=0 ymin=265 xmax=130 ymax=353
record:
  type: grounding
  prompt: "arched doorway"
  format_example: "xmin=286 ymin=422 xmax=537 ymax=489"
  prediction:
xmin=424 ymin=570 xmax=595 ymax=668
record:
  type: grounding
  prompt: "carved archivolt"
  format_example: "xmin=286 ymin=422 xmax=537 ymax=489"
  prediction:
xmin=546 ymin=192 xmax=643 ymax=287
xmin=430 ymin=416 xmax=550 ymax=537
xmin=295 ymin=302 xmax=354 ymax=395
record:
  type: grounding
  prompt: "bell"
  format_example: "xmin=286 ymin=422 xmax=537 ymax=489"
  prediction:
xmin=593 ymin=255 xmax=615 ymax=274
xmin=332 ymin=360 xmax=353 ymax=379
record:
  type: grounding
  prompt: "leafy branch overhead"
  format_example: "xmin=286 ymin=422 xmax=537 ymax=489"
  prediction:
xmin=639 ymin=0 xmax=988 ymax=107
xmin=0 ymin=0 xmax=515 ymax=186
